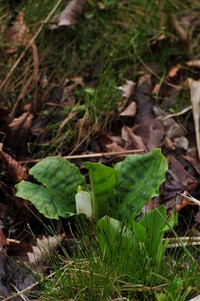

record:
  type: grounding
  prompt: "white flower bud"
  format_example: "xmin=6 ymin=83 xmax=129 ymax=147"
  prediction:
xmin=75 ymin=186 xmax=92 ymax=218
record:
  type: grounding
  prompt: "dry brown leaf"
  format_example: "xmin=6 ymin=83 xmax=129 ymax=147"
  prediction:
xmin=7 ymin=112 xmax=33 ymax=153
xmin=51 ymin=0 xmax=86 ymax=28
xmin=120 ymin=102 xmax=136 ymax=117
xmin=106 ymin=142 xmax=126 ymax=153
xmin=0 ymin=144 xmax=28 ymax=183
xmin=6 ymin=9 xmax=32 ymax=53
xmin=167 ymin=63 xmax=182 ymax=78
xmin=117 ymin=80 xmax=135 ymax=99
xmin=183 ymin=154 xmax=200 ymax=175
xmin=121 ymin=126 xmax=147 ymax=150
xmin=188 ymin=78 xmax=200 ymax=159
xmin=9 ymin=112 xmax=33 ymax=132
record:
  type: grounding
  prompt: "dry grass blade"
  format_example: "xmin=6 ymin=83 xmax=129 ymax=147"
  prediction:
xmin=0 ymin=0 xmax=62 ymax=91
xmin=188 ymin=78 xmax=200 ymax=159
xmin=18 ymin=149 xmax=145 ymax=164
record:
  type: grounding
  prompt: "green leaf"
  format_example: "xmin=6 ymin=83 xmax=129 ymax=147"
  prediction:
xmin=97 ymin=215 xmax=136 ymax=257
xmin=138 ymin=205 xmax=167 ymax=260
xmin=16 ymin=157 xmax=86 ymax=219
xmin=132 ymin=221 xmax=146 ymax=243
xmin=114 ymin=148 xmax=168 ymax=220
xmin=83 ymin=162 xmax=120 ymax=221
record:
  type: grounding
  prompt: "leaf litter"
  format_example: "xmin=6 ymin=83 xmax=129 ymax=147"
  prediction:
xmin=0 ymin=1 xmax=200 ymax=299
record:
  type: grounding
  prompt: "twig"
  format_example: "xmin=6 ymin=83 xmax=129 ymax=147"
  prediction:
xmin=161 ymin=106 xmax=192 ymax=120
xmin=2 ymin=270 xmax=56 ymax=301
xmin=165 ymin=236 xmax=200 ymax=248
xmin=178 ymin=191 xmax=200 ymax=207
xmin=18 ymin=149 xmax=145 ymax=164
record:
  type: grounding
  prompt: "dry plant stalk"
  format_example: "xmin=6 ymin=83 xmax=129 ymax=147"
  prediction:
xmin=188 ymin=78 xmax=200 ymax=159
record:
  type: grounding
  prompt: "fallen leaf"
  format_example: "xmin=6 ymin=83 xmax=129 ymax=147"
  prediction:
xmin=120 ymin=102 xmax=136 ymax=117
xmin=154 ymin=106 xmax=185 ymax=140
xmin=0 ymin=144 xmax=28 ymax=183
xmin=188 ymin=78 xmax=200 ymax=159
xmin=167 ymin=63 xmax=182 ymax=78
xmin=117 ymin=80 xmax=135 ymax=99
xmin=6 ymin=112 xmax=33 ymax=155
xmin=106 ymin=142 xmax=126 ymax=153
xmin=159 ymin=156 xmax=196 ymax=205
xmin=129 ymin=74 xmax=165 ymax=149
xmin=6 ymin=9 xmax=31 ymax=53
xmin=135 ymin=118 xmax=165 ymax=150
xmin=51 ymin=0 xmax=86 ymax=28
xmin=183 ymin=154 xmax=200 ymax=175
xmin=173 ymin=136 xmax=189 ymax=150
xmin=121 ymin=126 xmax=147 ymax=150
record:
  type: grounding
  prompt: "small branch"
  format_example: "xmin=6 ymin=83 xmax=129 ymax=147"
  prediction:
xmin=178 ymin=191 xmax=200 ymax=207
xmin=18 ymin=149 xmax=145 ymax=164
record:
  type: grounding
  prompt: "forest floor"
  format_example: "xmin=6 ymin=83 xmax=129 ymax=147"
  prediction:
xmin=0 ymin=0 xmax=200 ymax=300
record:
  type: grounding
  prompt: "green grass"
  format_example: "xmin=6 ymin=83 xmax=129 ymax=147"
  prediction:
xmin=37 ymin=218 xmax=200 ymax=301
xmin=1 ymin=0 xmax=199 ymax=157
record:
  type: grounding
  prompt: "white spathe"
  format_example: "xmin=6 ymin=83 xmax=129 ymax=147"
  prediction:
xmin=75 ymin=186 xmax=92 ymax=218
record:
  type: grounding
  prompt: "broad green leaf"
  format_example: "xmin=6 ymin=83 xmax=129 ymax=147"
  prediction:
xmin=97 ymin=215 xmax=136 ymax=257
xmin=84 ymin=162 xmax=120 ymax=221
xmin=139 ymin=205 xmax=167 ymax=260
xmin=114 ymin=148 xmax=168 ymax=220
xmin=132 ymin=221 xmax=146 ymax=243
xmin=15 ymin=181 xmax=72 ymax=219
xmin=16 ymin=157 xmax=86 ymax=219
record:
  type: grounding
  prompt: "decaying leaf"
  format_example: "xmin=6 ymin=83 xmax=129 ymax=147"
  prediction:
xmin=120 ymin=102 xmax=136 ymax=117
xmin=0 ymin=144 xmax=28 ymax=183
xmin=6 ymin=112 xmax=33 ymax=154
xmin=159 ymin=156 xmax=196 ymax=205
xmin=6 ymin=9 xmax=32 ymax=53
xmin=117 ymin=80 xmax=135 ymax=100
xmin=121 ymin=126 xmax=147 ymax=150
xmin=154 ymin=106 xmax=185 ymax=140
xmin=183 ymin=154 xmax=200 ymax=175
xmin=51 ymin=0 xmax=86 ymax=28
xmin=188 ymin=78 xmax=200 ymax=159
